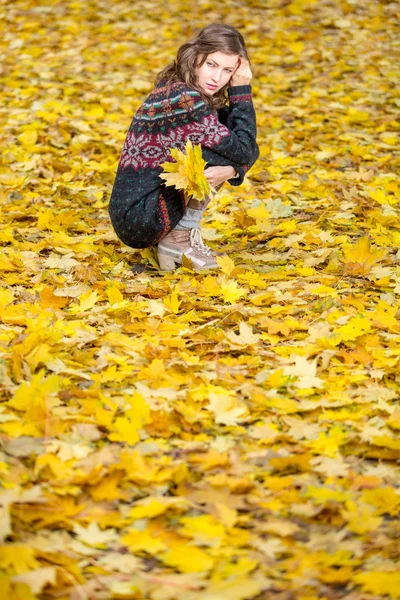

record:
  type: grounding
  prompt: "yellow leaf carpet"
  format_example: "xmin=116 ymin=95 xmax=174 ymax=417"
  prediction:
xmin=0 ymin=1 xmax=399 ymax=598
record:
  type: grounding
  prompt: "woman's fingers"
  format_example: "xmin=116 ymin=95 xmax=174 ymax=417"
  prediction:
xmin=237 ymin=58 xmax=249 ymax=70
xmin=204 ymin=166 xmax=232 ymax=187
xmin=230 ymin=57 xmax=252 ymax=86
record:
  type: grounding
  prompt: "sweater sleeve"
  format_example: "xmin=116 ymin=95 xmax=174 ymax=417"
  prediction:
xmin=217 ymin=106 xmax=230 ymax=126
xmin=213 ymin=104 xmax=248 ymax=186
xmin=173 ymin=85 xmax=259 ymax=185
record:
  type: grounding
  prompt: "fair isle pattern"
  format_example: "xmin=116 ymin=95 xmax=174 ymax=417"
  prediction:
xmin=153 ymin=193 xmax=171 ymax=244
xmin=136 ymin=103 xmax=204 ymax=121
xmin=141 ymin=89 xmax=200 ymax=107
xmin=230 ymin=93 xmax=252 ymax=103
xmin=137 ymin=90 xmax=204 ymax=121
xmin=120 ymin=114 xmax=231 ymax=171
xmin=109 ymin=81 xmax=259 ymax=249
xmin=135 ymin=89 xmax=202 ymax=126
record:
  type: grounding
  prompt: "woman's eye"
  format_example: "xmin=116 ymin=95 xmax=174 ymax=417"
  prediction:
xmin=207 ymin=62 xmax=214 ymax=67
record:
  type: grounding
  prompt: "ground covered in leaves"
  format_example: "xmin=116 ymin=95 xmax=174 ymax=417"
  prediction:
xmin=1 ymin=0 xmax=400 ymax=598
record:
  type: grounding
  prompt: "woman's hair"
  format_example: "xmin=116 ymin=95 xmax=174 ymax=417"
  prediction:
xmin=155 ymin=24 xmax=250 ymax=109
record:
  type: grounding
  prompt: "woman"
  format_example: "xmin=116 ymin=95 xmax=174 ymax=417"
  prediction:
xmin=108 ymin=23 xmax=259 ymax=271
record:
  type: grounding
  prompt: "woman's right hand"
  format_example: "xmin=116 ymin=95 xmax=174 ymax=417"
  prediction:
xmin=230 ymin=58 xmax=252 ymax=87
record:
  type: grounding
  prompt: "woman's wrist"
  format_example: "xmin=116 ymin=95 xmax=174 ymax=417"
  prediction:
xmin=230 ymin=79 xmax=251 ymax=88
xmin=228 ymin=84 xmax=252 ymax=94
xmin=227 ymin=166 xmax=237 ymax=179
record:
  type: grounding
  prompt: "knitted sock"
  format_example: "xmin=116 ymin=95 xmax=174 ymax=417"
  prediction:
xmin=174 ymin=206 xmax=204 ymax=230
xmin=175 ymin=195 xmax=212 ymax=230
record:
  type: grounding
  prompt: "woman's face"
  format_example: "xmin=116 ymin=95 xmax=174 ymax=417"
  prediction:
xmin=195 ymin=51 xmax=239 ymax=95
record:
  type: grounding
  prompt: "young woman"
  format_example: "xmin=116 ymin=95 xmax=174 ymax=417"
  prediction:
xmin=108 ymin=23 xmax=259 ymax=271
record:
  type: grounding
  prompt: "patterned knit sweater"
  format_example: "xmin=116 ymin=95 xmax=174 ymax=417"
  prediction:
xmin=108 ymin=80 xmax=259 ymax=249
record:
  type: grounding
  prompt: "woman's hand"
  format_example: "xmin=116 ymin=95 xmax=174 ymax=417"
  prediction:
xmin=204 ymin=166 xmax=237 ymax=188
xmin=230 ymin=57 xmax=252 ymax=87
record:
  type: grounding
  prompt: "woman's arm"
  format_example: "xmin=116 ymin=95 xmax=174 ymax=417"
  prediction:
xmin=180 ymin=84 xmax=259 ymax=185
xmin=200 ymin=58 xmax=259 ymax=174
xmin=158 ymin=77 xmax=258 ymax=186
xmin=193 ymin=86 xmax=258 ymax=165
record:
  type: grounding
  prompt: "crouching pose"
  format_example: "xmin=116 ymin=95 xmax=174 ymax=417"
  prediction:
xmin=108 ymin=23 xmax=259 ymax=270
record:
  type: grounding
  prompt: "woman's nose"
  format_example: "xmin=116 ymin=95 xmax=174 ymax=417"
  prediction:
xmin=211 ymin=70 xmax=221 ymax=82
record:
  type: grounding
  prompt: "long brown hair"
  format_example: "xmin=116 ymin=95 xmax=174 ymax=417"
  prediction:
xmin=155 ymin=24 xmax=250 ymax=110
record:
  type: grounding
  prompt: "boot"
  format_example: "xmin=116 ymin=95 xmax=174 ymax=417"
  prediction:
xmin=157 ymin=227 xmax=220 ymax=271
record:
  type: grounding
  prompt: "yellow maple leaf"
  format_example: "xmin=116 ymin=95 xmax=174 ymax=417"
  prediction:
xmin=160 ymin=140 xmax=214 ymax=202
xmin=73 ymin=523 xmax=117 ymax=548
xmin=289 ymin=40 xmax=305 ymax=54
xmin=304 ymin=485 xmax=350 ymax=504
xmin=129 ymin=499 xmax=170 ymax=520
xmin=341 ymin=235 xmax=387 ymax=275
xmin=208 ymin=389 xmax=247 ymax=425
xmin=381 ymin=133 xmax=398 ymax=145
xmin=387 ymin=408 xmax=400 ymax=431
xmin=247 ymin=202 xmax=270 ymax=226
xmin=0 ymin=545 xmax=39 ymax=575
xmin=225 ymin=321 xmax=260 ymax=346
xmin=160 ymin=546 xmax=214 ymax=573
xmin=108 ymin=416 xmax=142 ymax=444
xmin=0 ymin=255 xmax=22 ymax=272
xmin=11 ymin=568 xmax=57 ymax=595
xmin=89 ymin=473 xmax=126 ymax=502
xmin=121 ymin=529 xmax=166 ymax=554
xmin=283 ymin=356 xmax=324 ymax=389
xmin=18 ymin=130 xmax=38 ymax=146
xmin=362 ymin=487 xmax=400 ymax=516
xmin=0 ymin=574 xmax=11 ymax=596
xmin=369 ymin=188 xmax=397 ymax=206
xmin=79 ymin=290 xmax=99 ymax=312
xmin=371 ymin=435 xmax=400 ymax=451
xmin=214 ymin=503 xmax=238 ymax=528
xmin=353 ymin=571 xmax=400 ymax=599
xmin=0 ymin=578 xmax=37 ymax=600
xmin=305 ymin=427 xmax=348 ymax=458
xmin=346 ymin=107 xmax=370 ymax=122
xmin=0 ymin=289 xmax=15 ymax=307
xmin=216 ymin=254 xmax=235 ymax=276
xmin=198 ymin=275 xmax=221 ymax=296
xmin=261 ymin=518 xmax=300 ymax=537
xmin=108 ymin=392 xmax=150 ymax=444
xmin=163 ymin=292 xmax=182 ymax=313
xmin=178 ymin=514 xmax=225 ymax=542
xmin=341 ymin=501 xmax=382 ymax=534
xmin=34 ymin=454 xmax=74 ymax=481
xmin=106 ymin=284 xmax=124 ymax=305
xmin=199 ymin=577 xmax=265 ymax=599
xmin=332 ymin=315 xmax=372 ymax=343
xmin=9 ymin=371 xmax=60 ymax=413
xmin=39 ymin=286 xmax=69 ymax=309
xmin=8 ymin=371 xmax=60 ymax=435
xmin=219 ymin=278 xmax=247 ymax=304
xmin=138 ymin=358 xmax=166 ymax=382
xmin=371 ymin=301 xmax=400 ymax=332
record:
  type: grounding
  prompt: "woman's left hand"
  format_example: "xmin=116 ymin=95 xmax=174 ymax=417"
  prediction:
xmin=230 ymin=58 xmax=252 ymax=87
xmin=204 ymin=166 xmax=237 ymax=188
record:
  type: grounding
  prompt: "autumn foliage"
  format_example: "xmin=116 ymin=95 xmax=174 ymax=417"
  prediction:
xmin=160 ymin=140 xmax=215 ymax=202
xmin=0 ymin=0 xmax=400 ymax=599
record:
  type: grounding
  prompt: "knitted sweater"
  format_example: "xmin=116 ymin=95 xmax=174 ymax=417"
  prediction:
xmin=108 ymin=80 xmax=259 ymax=249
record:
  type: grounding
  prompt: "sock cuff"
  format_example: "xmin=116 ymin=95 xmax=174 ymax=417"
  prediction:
xmin=174 ymin=206 xmax=204 ymax=230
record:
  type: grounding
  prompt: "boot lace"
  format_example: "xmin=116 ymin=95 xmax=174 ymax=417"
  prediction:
xmin=190 ymin=227 xmax=213 ymax=256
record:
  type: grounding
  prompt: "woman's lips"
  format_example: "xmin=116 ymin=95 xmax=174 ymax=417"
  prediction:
xmin=206 ymin=83 xmax=218 ymax=90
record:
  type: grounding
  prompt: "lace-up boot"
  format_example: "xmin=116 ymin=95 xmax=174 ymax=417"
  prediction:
xmin=157 ymin=227 xmax=219 ymax=271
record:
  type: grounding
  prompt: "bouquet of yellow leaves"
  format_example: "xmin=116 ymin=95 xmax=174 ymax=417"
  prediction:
xmin=160 ymin=140 xmax=215 ymax=203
